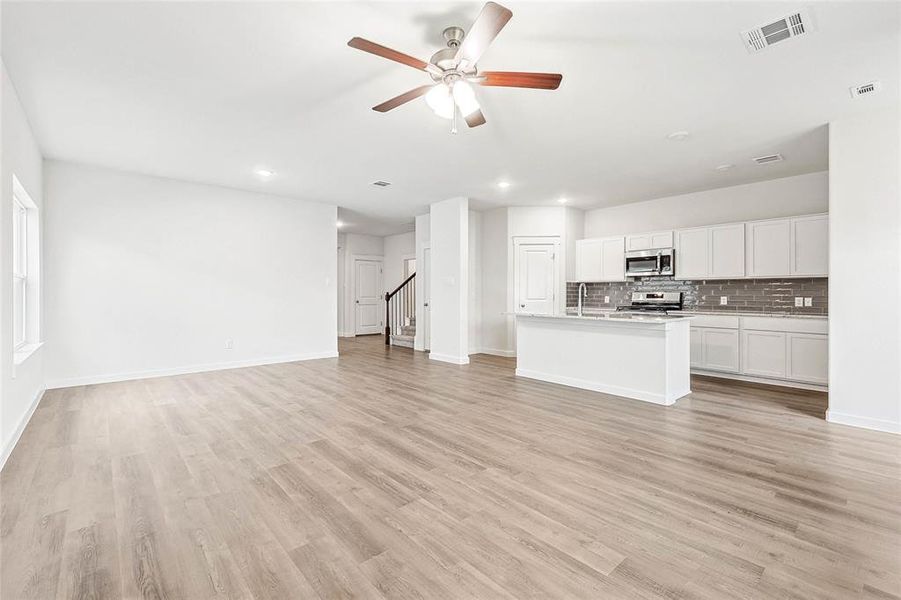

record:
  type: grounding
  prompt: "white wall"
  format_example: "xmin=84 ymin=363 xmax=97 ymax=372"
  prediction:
xmin=382 ymin=231 xmax=415 ymax=294
xmin=1 ymin=63 xmax=46 ymax=467
xmin=429 ymin=197 xmax=468 ymax=364
xmin=827 ymin=109 xmax=901 ymax=434
xmin=479 ymin=208 xmax=509 ymax=356
xmin=44 ymin=161 xmax=338 ymax=387
xmin=340 ymin=233 xmax=383 ymax=337
xmin=468 ymin=210 xmax=482 ymax=354
xmin=414 ymin=214 xmax=430 ymax=351
xmin=584 ymin=171 xmax=828 ymax=238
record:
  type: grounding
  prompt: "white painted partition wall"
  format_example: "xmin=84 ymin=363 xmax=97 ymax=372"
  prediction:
xmin=828 ymin=109 xmax=901 ymax=434
xmin=428 ymin=197 xmax=469 ymax=364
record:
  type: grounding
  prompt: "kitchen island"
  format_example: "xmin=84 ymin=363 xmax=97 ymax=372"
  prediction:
xmin=515 ymin=313 xmax=693 ymax=405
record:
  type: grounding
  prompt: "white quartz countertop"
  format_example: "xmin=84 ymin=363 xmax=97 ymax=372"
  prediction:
xmin=565 ymin=308 xmax=828 ymax=320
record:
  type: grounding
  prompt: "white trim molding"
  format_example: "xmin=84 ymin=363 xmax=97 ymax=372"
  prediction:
xmin=1 ymin=388 xmax=45 ymax=472
xmin=473 ymin=347 xmax=516 ymax=358
xmin=46 ymin=351 xmax=339 ymax=390
xmin=428 ymin=352 xmax=470 ymax=365
xmin=826 ymin=410 xmax=901 ymax=435
xmin=515 ymin=367 xmax=686 ymax=406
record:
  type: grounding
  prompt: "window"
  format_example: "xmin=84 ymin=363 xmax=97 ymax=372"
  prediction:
xmin=12 ymin=196 xmax=27 ymax=349
xmin=12 ymin=175 xmax=40 ymax=358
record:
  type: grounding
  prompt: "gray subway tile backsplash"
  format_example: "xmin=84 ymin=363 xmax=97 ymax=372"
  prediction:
xmin=566 ymin=277 xmax=828 ymax=315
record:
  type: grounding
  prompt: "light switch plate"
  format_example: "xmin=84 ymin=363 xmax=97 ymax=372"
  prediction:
xmin=795 ymin=297 xmax=804 ymax=307
xmin=604 ymin=296 xmax=610 ymax=303
xmin=804 ymin=297 xmax=813 ymax=307
xmin=720 ymin=296 xmax=728 ymax=305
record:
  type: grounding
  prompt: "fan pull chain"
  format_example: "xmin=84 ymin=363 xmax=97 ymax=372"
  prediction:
xmin=451 ymin=106 xmax=458 ymax=135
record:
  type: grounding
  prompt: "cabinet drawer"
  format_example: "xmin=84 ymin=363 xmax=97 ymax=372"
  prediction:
xmin=741 ymin=317 xmax=828 ymax=334
xmin=689 ymin=315 xmax=740 ymax=329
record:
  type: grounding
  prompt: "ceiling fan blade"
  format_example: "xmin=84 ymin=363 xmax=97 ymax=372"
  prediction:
xmin=464 ymin=109 xmax=487 ymax=128
xmin=372 ymin=85 xmax=435 ymax=112
xmin=477 ymin=71 xmax=563 ymax=90
xmin=455 ymin=2 xmax=513 ymax=69
xmin=348 ymin=37 xmax=442 ymax=75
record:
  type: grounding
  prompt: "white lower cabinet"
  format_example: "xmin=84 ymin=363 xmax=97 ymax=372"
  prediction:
xmin=691 ymin=327 xmax=740 ymax=373
xmin=787 ymin=333 xmax=828 ymax=384
xmin=691 ymin=316 xmax=828 ymax=388
xmin=741 ymin=330 xmax=787 ymax=378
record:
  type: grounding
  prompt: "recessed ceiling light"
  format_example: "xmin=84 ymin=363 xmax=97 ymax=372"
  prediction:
xmin=336 ymin=220 xmax=344 ymax=228
xmin=716 ymin=164 xmax=735 ymax=171
xmin=557 ymin=197 xmax=568 ymax=204
xmin=667 ymin=131 xmax=691 ymax=141
xmin=497 ymin=180 xmax=511 ymax=189
xmin=254 ymin=168 xmax=275 ymax=178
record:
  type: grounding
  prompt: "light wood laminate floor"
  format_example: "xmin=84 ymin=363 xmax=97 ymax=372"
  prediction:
xmin=2 ymin=335 xmax=899 ymax=599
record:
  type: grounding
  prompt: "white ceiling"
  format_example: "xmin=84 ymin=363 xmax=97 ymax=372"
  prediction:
xmin=3 ymin=1 xmax=898 ymax=235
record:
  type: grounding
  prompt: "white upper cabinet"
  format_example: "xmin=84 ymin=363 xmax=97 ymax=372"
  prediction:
xmin=791 ymin=215 xmax=828 ymax=276
xmin=575 ymin=238 xmax=603 ymax=281
xmin=626 ymin=230 xmax=673 ymax=252
xmin=574 ymin=236 xmax=625 ymax=282
xmin=746 ymin=214 xmax=828 ymax=278
xmin=709 ymin=224 xmax=746 ymax=278
xmin=675 ymin=223 xmax=744 ymax=280
xmin=746 ymin=219 xmax=791 ymax=277
xmin=674 ymin=227 xmax=709 ymax=279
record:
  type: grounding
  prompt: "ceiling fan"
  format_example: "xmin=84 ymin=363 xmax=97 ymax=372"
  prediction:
xmin=348 ymin=1 xmax=562 ymax=132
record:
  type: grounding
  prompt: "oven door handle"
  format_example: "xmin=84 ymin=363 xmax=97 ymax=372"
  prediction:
xmin=656 ymin=251 xmax=661 ymax=273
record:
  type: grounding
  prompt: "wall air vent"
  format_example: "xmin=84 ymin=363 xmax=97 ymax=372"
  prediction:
xmin=742 ymin=10 xmax=813 ymax=53
xmin=753 ymin=153 xmax=784 ymax=165
xmin=371 ymin=180 xmax=391 ymax=187
xmin=849 ymin=81 xmax=882 ymax=98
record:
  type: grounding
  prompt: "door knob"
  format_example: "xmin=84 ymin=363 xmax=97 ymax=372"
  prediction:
xmin=520 ymin=304 xmax=526 ymax=308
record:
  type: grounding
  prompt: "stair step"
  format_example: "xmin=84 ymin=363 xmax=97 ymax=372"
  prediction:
xmin=390 ymin=334 xmax=414 ymax=348
xmin=400 ymin=325 xmax=416 ymax=336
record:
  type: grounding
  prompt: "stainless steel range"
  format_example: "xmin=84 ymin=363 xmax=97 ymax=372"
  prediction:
xmin=616 ymin=292 xmax=683 ymax=314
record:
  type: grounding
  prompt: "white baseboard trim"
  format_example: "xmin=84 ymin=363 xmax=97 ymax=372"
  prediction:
xmin=691 ymin=369 xmax=828 ymax=392
xmin=826 ymin=410 xmax=901 ymax=434
xmin=1 ymin=388 xmax=45 ymax=472
xmin=515 ymin=367 xmax=685 ymax=406
xmin=428 ymin=352 xmax=470 ymax=365
xmin=46 ymin=351 xmax=339 ymax=390
xmin=473 ymin=347 xmax=516 ymax=358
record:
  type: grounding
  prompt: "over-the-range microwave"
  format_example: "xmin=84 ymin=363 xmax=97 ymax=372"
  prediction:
xmin=625 ymin=248 xmax=675 ymax=277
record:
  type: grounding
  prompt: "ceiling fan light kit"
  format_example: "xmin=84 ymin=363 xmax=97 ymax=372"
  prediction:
xmin=347 ymin=1 xmax=562 ymax=133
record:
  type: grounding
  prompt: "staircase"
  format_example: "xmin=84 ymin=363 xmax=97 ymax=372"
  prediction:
xmin=385 ymin=273 xmax=415 ymax=348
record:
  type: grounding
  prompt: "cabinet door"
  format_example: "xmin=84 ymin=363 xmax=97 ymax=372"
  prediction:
xmin=690 ymin=327 xmax=704 ymax=368
xmin=626 ymin=234 xmax=651 ymax=252
xmin=675 ymin=228 xmax=709 ymax=279
xmin=787 ymin=333 xmax=828 ymax=384
xmin=709 ymin=224 xmax=745 ymax=278
xmin=600 ymin=237 xmax=625 ymax=281
xmin=702 ymin=329 xmax=740 ymax=373
xmin=746 ymin=219 xmax=791 ymax=277
xmin=650 ymin=231 xmax=674 ymax=249
xmin=741 ymin=330 xmax=787 ymax=378
xmin=791 ymin=215 xmax=828 ymax=276
xmin=575 ymin=239 xmax=603 ymax=281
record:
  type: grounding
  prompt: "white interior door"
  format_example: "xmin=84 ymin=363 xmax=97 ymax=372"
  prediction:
xmin=516 ymin=243 xmax=557 ymax=315
xmin=355 ymin=259 xmax=383 ymax=335
xmin=422 ymin=247 xmax=431 ymax=350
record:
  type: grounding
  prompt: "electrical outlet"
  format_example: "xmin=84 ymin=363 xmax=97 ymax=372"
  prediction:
xmin=225 ymin=339 xmax=234 ymax=349
xmin=720 ymin=296 xmax=728 ymax=305
xmin=794 ymin=297 xmax=803 ymax=307
xmin=804 ymin=297 xmax=813 ymax=307
xmin=604 ymin=296 xmax=610 ymax=303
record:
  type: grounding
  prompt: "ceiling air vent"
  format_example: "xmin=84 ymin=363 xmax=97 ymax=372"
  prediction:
xmin=371 ymin=180 xmax=391 ymax=187
xmin=850 ymin=81 xmax=881 ymax=98
xmin=753 ymin=153 xmax=784 ymax=165
xmin=742 ymin=10 xmax=812 ymax=53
